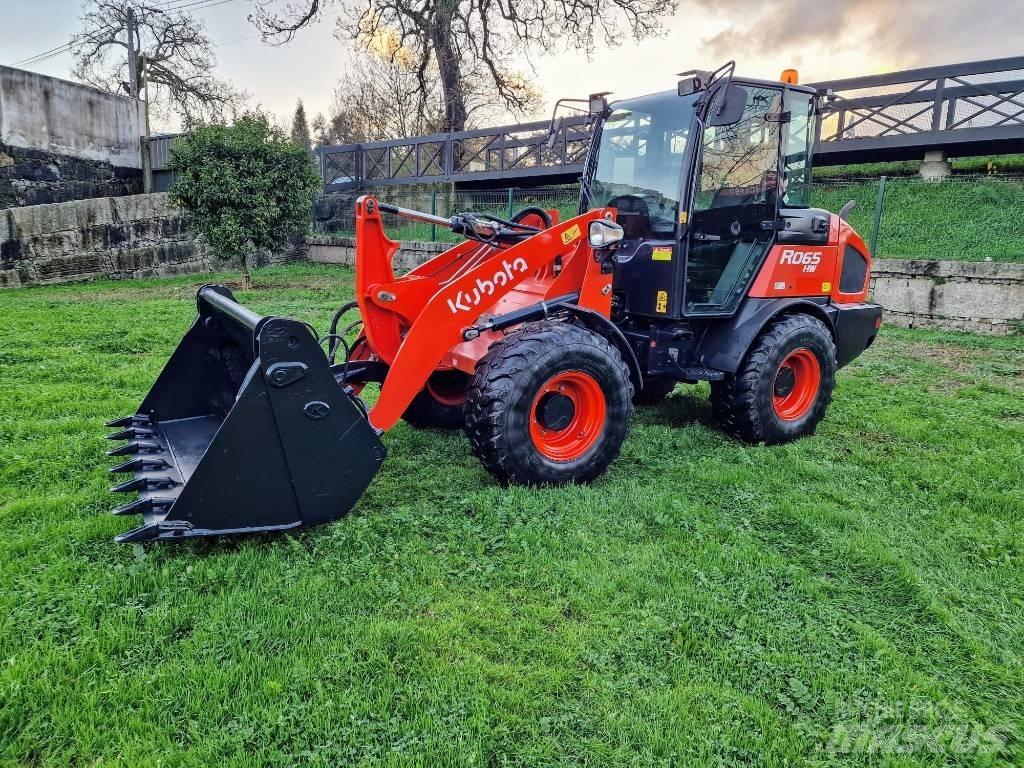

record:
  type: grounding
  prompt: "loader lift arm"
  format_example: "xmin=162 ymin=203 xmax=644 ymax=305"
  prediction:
xmin=106 ymin=195 xmax=625 ymax=541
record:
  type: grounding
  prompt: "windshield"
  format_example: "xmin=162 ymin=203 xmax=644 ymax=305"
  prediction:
xmin=587 ymin=91 xmax=698 ymax=238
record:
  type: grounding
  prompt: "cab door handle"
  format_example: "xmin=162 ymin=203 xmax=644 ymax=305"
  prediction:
xmin=693 ymin=232 xmax=721 ymax=242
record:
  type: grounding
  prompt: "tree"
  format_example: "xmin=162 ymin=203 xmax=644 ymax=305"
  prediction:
xmin=168 ymin=113 xmax=321 ymax=289
xmin=314 ymin=34 xmax=540 ymax=147
xmin=71 ymin=0 xmax=245 ymax=126
xmin=290 ymin=99 xmax=313 ymax=154
xmin=249 ymin=0 xmax=671 ymax=132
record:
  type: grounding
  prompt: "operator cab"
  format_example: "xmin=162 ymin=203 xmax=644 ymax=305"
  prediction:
xmin=583 ymin=70 xmax=820 ymax=320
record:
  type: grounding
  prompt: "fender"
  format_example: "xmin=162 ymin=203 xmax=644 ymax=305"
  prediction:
xmin=566 ymin=305 xmax=644 ymax=394
xmin=694 ymin=297 xmax=835 ymax=374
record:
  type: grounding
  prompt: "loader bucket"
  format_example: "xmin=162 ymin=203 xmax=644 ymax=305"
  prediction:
xmin=105 ymin=285 xmax=386 ymax=543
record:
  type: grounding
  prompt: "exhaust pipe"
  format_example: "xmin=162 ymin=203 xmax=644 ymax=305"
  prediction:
xmin=105 ymin=285 xmax=386 ymax=543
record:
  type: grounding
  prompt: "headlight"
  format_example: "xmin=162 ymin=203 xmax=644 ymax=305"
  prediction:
xmin=589 ymin=220 xmax=624 ymax=248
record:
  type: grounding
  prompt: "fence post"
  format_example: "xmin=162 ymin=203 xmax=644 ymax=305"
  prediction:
xmin=507 ymin=187 xmax=514 ymax=220
xmin=431 ymin=190 xmax=437 ymax=242
xmin=870 ymin=175 xmax=887 ymax=258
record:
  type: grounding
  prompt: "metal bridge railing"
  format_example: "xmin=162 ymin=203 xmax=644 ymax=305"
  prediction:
xmin=316 ymin=56 xmax=1024 ymax=187
xmin=813 ymin=56 xmax=1024 ymax=163
xmin=320 ymin=116 xmax=593 ymax=191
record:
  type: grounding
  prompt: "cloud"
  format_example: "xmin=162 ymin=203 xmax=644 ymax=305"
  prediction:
xmin=695 ymin=0 xmax=1024 ymax=75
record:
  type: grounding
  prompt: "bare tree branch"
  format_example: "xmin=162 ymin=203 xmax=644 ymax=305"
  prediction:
xmin=71 ymin=0 xmax=247 ymax=127
xmin=252 ymin=0 xmax=675 ymax=131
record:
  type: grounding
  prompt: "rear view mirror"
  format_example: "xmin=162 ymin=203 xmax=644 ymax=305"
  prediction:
xmin=678 ymin=77 xmax=700 ymax=97
xmin=546 ymin=117 xmax=563 ymax=149
xmin=708 ymin=85 xmax=749 ymax=126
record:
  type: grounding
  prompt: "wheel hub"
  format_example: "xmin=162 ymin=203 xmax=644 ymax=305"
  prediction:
xmin=773 ymin=366 xmax=796 ymax=397
xmin=536 ymin=392 xmax=575 ymax=431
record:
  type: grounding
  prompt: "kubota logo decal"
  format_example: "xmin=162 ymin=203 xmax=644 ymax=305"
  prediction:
xmin=779 ymin=249 xmax=822 ymax=273
xmin=446 ymin=257 xmax=529 ymax=314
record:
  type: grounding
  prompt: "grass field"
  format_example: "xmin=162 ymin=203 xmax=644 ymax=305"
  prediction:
xmin=2 ymin=264 xmax=1023 ymax=766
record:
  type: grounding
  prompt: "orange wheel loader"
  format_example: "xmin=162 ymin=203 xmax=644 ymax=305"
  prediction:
xmin=105 ymin=62 xmax=881 ymax=542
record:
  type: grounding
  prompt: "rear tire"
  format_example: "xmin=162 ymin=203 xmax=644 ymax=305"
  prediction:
xmin=710 ymin=313 xmax=836 ymax=444
xmin=402 ymin=370 xmax=469 ymax=429
xmin=464 ymin=321 xmax=634 ymax=485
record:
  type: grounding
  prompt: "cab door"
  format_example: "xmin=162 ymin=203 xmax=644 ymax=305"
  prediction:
xmin=683 ymin=86 xmax=784 ymax=316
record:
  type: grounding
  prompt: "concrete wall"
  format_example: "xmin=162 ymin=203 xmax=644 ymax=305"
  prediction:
xmin=0 ymin=67 xmax=144 ymax=208
xmin=307 ymin=237 xmax=1024 ymax=336
xmin=305 ymin=235 xmax=446 ymax=271
xmin=0 ymin=192 xmax=303 ymax=287
xmin=0 ymin=66 xmax=142 ymax=167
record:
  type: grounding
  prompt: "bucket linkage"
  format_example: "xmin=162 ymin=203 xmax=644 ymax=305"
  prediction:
xmin=106 ymin=285 xmax=386 ymax=543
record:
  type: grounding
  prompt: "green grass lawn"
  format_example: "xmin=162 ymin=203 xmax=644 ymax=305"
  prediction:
xmin=2 ymin=264 xmax=1022 ymax=766
xmin=811 ymin=176 xmax=1024 ymax=263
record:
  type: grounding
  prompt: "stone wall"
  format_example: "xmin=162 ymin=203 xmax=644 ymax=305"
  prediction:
xmin=870 ymin=259 xmax=1024 ymax=335
xmin=0 ymin=139 xmax=142 ymax=208
xmin=0 ymin=192 xmax=303 ymax=287
xmin=307 ymin=236 xmax=1024 ymax=335
xmin=0 ymin=66 xmax=143 ymax=208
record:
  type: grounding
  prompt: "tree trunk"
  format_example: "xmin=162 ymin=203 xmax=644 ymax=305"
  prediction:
xmin=241 ymin=250 xmax=253 ymax=291
xmin=431 ymin=2 xmax=468 ymax=133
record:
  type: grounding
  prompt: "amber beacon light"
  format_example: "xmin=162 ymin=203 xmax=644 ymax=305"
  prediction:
xmin=780 ymin=68 xmax=800 ymax=84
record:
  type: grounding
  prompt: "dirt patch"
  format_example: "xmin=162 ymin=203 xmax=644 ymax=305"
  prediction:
xmin=889 ymin=340 xmax=978 ymax=375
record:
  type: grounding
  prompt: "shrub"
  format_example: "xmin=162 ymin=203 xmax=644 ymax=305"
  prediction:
xmin=168 ymin=113 xmax=320 ymax=287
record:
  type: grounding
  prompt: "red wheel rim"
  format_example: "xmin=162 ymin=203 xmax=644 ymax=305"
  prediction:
xmin=529 ymin=370 xmax=607 ymax=462
xmin=772 ymin=348 xmax=821 ymax=421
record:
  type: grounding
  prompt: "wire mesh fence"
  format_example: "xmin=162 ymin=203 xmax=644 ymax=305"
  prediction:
xmin=312 ymin=174 xmax=1024 ymax=262
xmin=312 ymin=186 xmax=582 ymax=243
xmin=812 ymin=174 xmax=1024 ymax=262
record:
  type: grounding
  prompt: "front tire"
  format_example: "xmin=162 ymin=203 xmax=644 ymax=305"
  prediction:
xmin=711 ymin=313 xmax=836 ymax=444
xmin=464 ymin=321 xmax=634 ymax=485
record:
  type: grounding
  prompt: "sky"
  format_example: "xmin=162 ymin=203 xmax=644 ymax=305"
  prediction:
xmin=3 ymin=0 xmax=1023 ymax=133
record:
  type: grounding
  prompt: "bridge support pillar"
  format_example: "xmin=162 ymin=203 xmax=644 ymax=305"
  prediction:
xmin=920 ymin=150 xmax=952 ymax=181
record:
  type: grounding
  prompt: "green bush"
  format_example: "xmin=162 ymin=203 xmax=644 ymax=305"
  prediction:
xmin=169 ymin=113 xmax=321 ymax=286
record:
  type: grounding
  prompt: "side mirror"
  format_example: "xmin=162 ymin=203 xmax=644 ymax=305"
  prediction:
xmin=588 ymin=92 xmax=611 ymax=114
xmin=677 ymin=77 xmax=700 ymax=97
xmin=545 ymin=116 xmax=563 ymax=149
xmin=589 ymin=219 xmax=624 ymax=248
xmin=708 ymin=85 xmax=749 ymax=126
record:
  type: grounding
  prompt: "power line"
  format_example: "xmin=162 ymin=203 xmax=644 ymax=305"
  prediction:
xmin=216 ymin=34 xmax=258 ymax=47
xmin=12 ymin=42 xmax=76 ymax=68
xmin=10 ymin=0 xmax=241 ymax=70
xmin=151 ymin=0 xmax=238 ymax=12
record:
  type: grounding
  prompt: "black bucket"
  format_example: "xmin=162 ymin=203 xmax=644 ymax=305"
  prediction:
xmin=105 ymin=285 xmax=386 ymax=543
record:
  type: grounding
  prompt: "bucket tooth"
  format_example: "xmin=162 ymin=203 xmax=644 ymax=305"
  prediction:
xmin=114 ymin=520 xmax=193 ymax=543
xmin=112 ymin=497 xmax=173 ymax=516
xmin=109 ymin=457 xmax=170 ymax=474
xmin=107 ymin=426 xmax=156 ymax=441
xmin=107 ymin=440 xmax=163 ymax=457
xmin=110 ymin=476 xmax=179 ymax=493
xmin=105 ymin=414 xmax=151 ymax=428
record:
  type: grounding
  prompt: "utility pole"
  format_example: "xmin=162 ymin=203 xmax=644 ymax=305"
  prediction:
xmin=125 ymin=8 xmax=151 ymax=192
xmin=140 ymin=54 xmax=152 ymax=193
xmin=125 ymin=7 xmax=139 ymax=97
